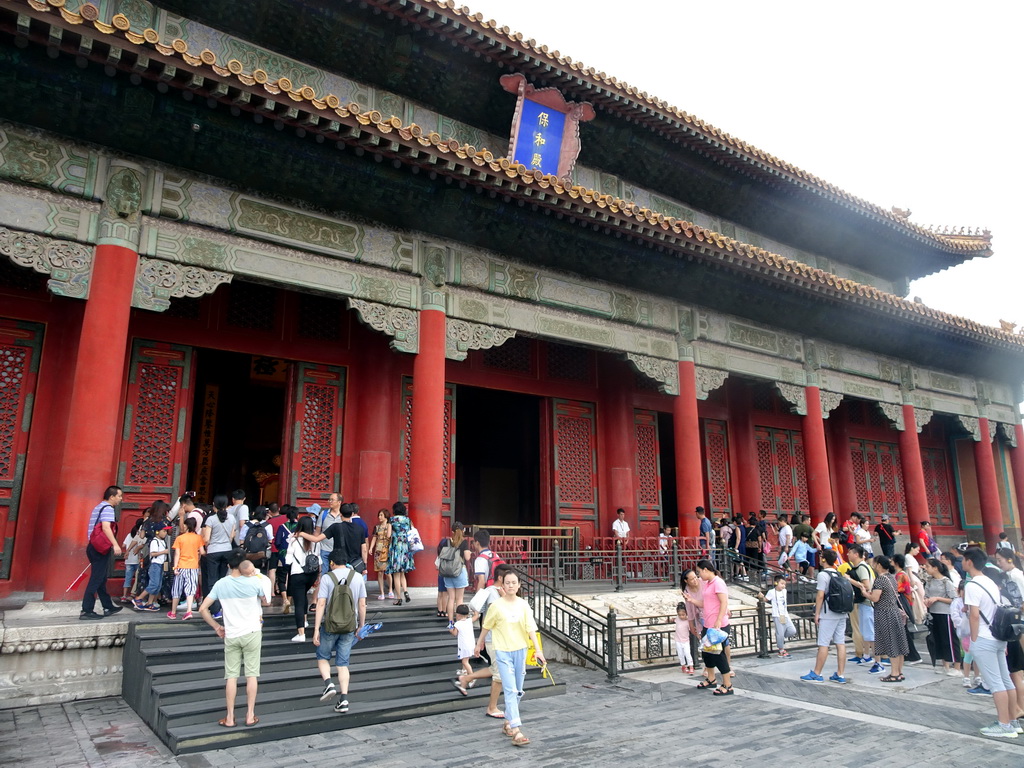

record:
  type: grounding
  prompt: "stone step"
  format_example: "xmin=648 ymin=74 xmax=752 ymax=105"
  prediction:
xmin=166 ymin=677 xmax=563 ymax=755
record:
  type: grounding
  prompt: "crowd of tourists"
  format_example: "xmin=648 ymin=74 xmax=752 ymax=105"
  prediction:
xmin=81 ymin=485 xmax=544 ymax=746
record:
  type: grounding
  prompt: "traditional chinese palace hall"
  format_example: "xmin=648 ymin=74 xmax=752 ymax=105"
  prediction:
xmin=1 ymin=0 xmax=1023 ymax=598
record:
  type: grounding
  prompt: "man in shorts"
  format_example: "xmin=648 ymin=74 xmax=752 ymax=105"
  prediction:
xmin=801 ymin=549 xmax=850 ymax=683
xmin=846 ymin=545 xmax=879 ymax=671
xmin=199 ymin=548 xmax=269 ymax=727
xmin=313 ymin=548 xmax=367 ymax=714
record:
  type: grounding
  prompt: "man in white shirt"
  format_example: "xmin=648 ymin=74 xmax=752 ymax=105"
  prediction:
xmin=612 ymin=508 xmax=630 ymax=540
xmin=963 ymin=546 xmax=1018 ymax=738
xmin=199 ymin=549 xmax=270 ymax=728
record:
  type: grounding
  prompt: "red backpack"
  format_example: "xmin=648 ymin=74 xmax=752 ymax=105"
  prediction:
xmin=480 ymin=550 xmax=506 ymax=587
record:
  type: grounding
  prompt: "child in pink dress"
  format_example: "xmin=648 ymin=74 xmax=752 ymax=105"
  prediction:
xmin=675 ymin=602 xmax=695 ymax=674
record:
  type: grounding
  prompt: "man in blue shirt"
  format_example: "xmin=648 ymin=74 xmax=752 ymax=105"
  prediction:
xmin=697 ymin=507 xmax=712 ymax=551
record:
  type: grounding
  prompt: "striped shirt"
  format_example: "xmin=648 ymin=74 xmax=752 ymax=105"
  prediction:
xmin=86 ymin=502 xmax=115 ymax=543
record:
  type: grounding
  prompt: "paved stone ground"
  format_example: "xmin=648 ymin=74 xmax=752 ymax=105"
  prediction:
xmin=3 ymin=646 xmax=1024 ymax=768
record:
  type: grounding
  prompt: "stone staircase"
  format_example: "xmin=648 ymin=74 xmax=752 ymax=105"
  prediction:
xmin=122 ymin=603 xmax=564 ymax=754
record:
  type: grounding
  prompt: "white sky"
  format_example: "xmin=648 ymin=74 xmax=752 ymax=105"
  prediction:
xmin=464 ymin=0 xmax=1023 ymax=329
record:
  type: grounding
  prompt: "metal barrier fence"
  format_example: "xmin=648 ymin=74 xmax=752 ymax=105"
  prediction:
xmin=520 ymin=570 xmax=819 ymax=681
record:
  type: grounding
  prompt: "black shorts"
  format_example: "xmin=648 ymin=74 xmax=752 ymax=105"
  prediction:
xmin=1008 ymin=637 xmax=1024 ymax=674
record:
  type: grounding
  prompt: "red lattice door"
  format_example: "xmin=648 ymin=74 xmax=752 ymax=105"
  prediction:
xmin=551 ymin=399 xmax=598 ymax=543
xmin=754 ymin=427 xmax=807 ymax=515
xmin=921 ymin=446 xmax=955 ymax=526
xmin=398 ymin=377 xmax=456 ymax=530
xmin=281 ymin=363 xmax=346 ymax=509
xmin=633 ymin=409 xmax=663 ymax=538
xmin=702 ymin=419 xmax=733 ymax=517
xmin=0 ymin=319 xmax=43 ymax=580
xmin=117 ymin=340 xmax=196 ymax=545
xmin=849 ymin=439 xmax=906 ymax=523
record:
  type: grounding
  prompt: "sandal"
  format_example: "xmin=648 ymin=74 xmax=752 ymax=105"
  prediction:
xmin=393 ymin=600 xmax=404 ymax=606
xmin=712 ymin=686 xmax=734 ymax=696
xmin=512 ymin=732 xmax=530 ymax=747
xmin=696 ymin=679 xmax=716 ymax=689
xmin=895 ymin=674 xmax=905 ymax=682
xmin=880 ymin=675 xmax=900 ymax=683
xmin=502 ymin=722 xmax=515 ymax=738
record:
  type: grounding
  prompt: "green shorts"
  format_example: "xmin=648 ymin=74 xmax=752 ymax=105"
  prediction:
xmin=224 ymin=630 xmax=262 ymax=678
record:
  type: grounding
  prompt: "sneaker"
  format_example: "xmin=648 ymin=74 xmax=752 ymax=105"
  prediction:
xmin=849 ymin=656 xmax=863 ymax=664
xmin=968 ymin=685 xmax=993 ymax=696
xmin=166 ymin=611 xmax=177 ymax=619
xmin=858 ymin=656 xmax=874 ymax=666
xmin=79 ymin=611 xmax=102 ymax=621
xmin=829 ymin=673 xmax=847 ymax=684
xmin=212 ymin=611 xmax=222 ymax=620
xmin=962 ymin=677 xmax=973 ymax=687
xmin=975 ymin=676 xmax=984 ymax=687
xmin=907 ymin=658 xmax=923 ymax=665
xmin=103 ymin=606 xmax=123 ymax=617
xmin=132 ymin=600 xmax=147 ymax=611
xmin=800 ymin=671 xmax=824 ymax=682
xmin=144 ymin=604 xmax=161 ymax=612
xmin=946 ymin=668 xmax=961 ymax=677
xmin=868 ymin=663 xmax=885 ymax=674
xmin=1011 ymin=719 xmax=1024 ymax=735
xmin=181 ymin=612 xmax=193 ymax=621
xmin=879 ymin=658 xmax=891 ymax=666
xmin=334 ymin=699 xmax=349 ymax=714
xmin=980 ymin=722 xmax=1018 ymax=738
xmin=291 ymin=634 xmax=305 ymax=643
xmin=319 ymin=681 xmax=337 ymax=702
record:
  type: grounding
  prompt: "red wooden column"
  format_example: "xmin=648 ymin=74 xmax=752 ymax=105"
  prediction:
xmin=43 ymin=243 xmax=138 ymax=599
xmin=829 ymin=407 xmax=858 ymax=520
xmin=802 ymin=386 xmax=833 ymax=525
xmin=899 ymin=404 xmax=931 ymax=540
xmin=602 ymin=358 xmax=637 ymax=536
xmin=1011 ymin=424 xmax=1024 ymax=531
xmin=674 ymin=360 xmax=705 ymax=538
xmin=974 ymin=417 xmax=1004 ymax=554
xmin=727 ymin=379 xmax=760 ymax=517
xmin=408 ymin=306 xmax=446 ymax=583
xmin=352 ymin=334 xmax=397 ymax=514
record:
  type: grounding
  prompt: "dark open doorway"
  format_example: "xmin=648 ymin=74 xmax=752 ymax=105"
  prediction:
xmin=455 ymin=386 xmax=541 ymax=528
xmin=187 ymin=349 xmax=287 ymax=505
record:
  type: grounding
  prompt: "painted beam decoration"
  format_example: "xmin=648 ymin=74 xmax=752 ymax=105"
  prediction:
xmin=500 ymin=73 xmax=595 ymax=182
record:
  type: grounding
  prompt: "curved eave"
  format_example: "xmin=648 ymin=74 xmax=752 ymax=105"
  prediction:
xmin=8 ymin=1 xmax=1019 ymax=358
xmin=362 ymin=0 xmax=990 ymax=265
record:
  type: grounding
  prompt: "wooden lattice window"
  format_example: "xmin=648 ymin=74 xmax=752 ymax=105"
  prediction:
xmin=481 ymin=336 xmax=532 ymax=373
xmin=546 ymin=342 xmax=593 ymax=383
xmin=297 ymin=294 xmax=343 ymax=341
xmin=227 ymin=281 xmax=277 ymax=330
xmin=849 ymin=439 xmax=906 ymax=524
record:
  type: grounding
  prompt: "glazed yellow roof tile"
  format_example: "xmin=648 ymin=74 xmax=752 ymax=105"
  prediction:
xmin=19 ymin=0 xmax=1020 ymax=350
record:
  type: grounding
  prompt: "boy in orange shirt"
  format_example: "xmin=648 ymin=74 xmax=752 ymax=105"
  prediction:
xmin=169 ymin=518 xmax=206 ymax=620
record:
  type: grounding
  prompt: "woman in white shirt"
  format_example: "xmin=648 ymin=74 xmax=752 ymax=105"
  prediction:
xmin=284 ymin=516 xmax=320 ymax=642
xmin=813 ymin=512 xmax=836 ymax=549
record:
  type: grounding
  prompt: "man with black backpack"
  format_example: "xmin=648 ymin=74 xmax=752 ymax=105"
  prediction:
xmin=312 ymin=548 xmax=367 ymax=715
xmin=963 ymin=547 xmax=1021 ymax=738
xmin=801 ymin=549 xmax=854 ymax=684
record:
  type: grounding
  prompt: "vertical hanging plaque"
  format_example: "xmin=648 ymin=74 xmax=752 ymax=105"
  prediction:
xmin=500 ymin=73 xmax=595 ymax=183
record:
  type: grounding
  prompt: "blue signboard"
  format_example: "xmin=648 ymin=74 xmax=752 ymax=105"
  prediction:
xmin=512 ymin=97 xmax=566 ymax=176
